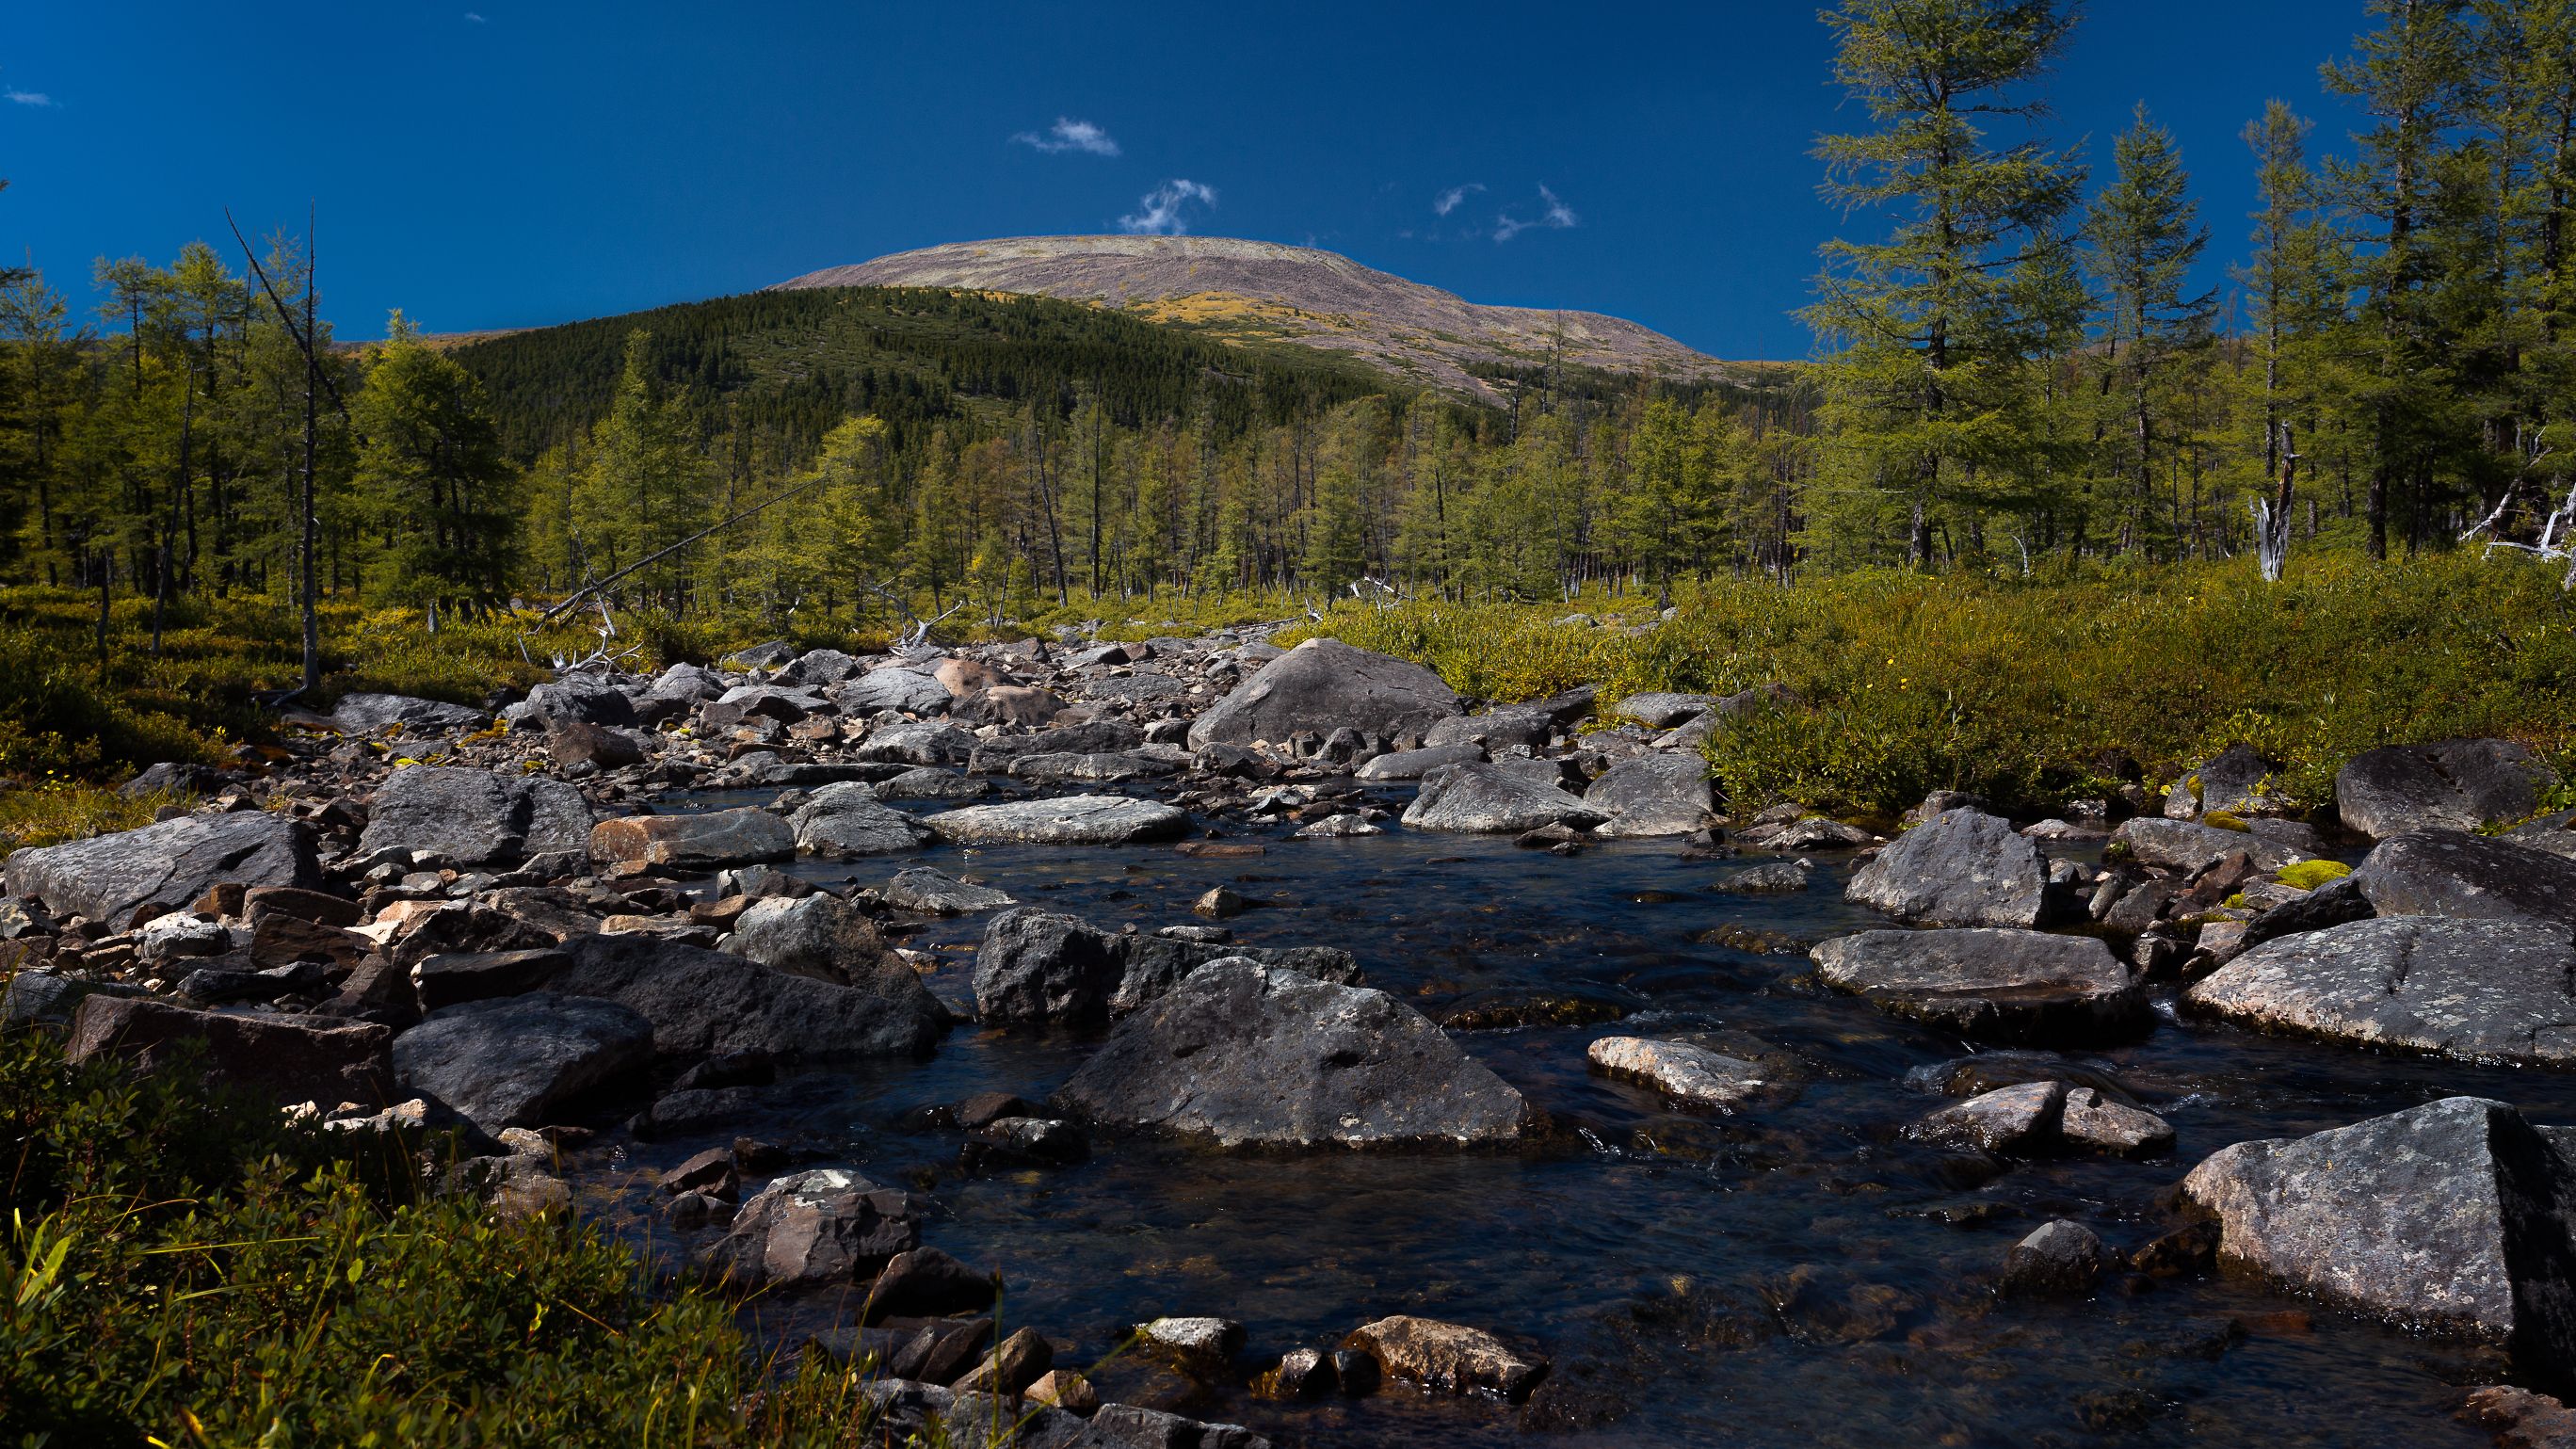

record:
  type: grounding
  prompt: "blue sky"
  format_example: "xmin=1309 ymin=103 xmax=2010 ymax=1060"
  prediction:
xmin=6 ymin=1 xmax=2370 ymax=359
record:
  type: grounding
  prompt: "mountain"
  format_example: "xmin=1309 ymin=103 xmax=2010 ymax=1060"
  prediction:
xmin=773 ymin=235 xmax=1731 ymax=402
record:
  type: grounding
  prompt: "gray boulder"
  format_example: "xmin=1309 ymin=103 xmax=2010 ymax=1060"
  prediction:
xmin=1845 ymin=808 xmax=2059 ymax=927
xmin=1584 ymin=754 xmax=1718 ymax=837
xmin=852 ymin=720 xmax=978 ymax=766
xmin=2111 ymin=817 xmax=2310 ymax=874
xmin=588 ymin=809 xmax=796 ymax=870
xmin=1611 ymin=692 xmax=1718 ymax=729
xmin=1423 ymin=709 xmax=1552 ymax=753
xmin=1187 ymin=638 xmax=1460 ymax=749
xmin=360 ymin=765 xmax=594 ymax=868
xmin=2338 ymin=739 xmax=2559 ymax=840
xmin=1401 ymin=763 xmax=1607 ymax=834
xmin=330 ymin=692 xmax=485 ymax=733
xmin=2188 ymin=916 xmax=2576 ymax=1068
xmin=923 ymin=796 xmax=1191 ymax=846
xmin=1810 ymin=929 xmax=2147 ymax=1043
xmin=2180 ymin=1097 xmax=2576 ymax=1375
xmin=67 ymin=995 xmax=390 ymax=1109
xmin=551 ymin=933 xmax=945 ymax=1060
xmin=832 ymin=668 xmax=952 ymax=716
xmin=2353 ymin=829 xmax=2576 ymax=930
xmin=391 ymin=992 xmax=653 ymax=1133
xmin=704 ymin=1167 xmax=920 ymax=1288
xmin=885 ymin=868 xmax=1017 ymax=916
xmin=647 ymin=662 xmax=728 ymax=703
xmin=973 ymin=908 xmax=1360 ymax=1025
xmin=1052 ymin=958 xmax=1527 ymax=1147
xmin=788 ymin=781 xmax=930 ymax=858
xmin=1355 ymin=742 xmax=1485 ymax=781
xmin=781 ymin=649 xmax=866 ymax=685
xmin=969 ymin=720 xmax=1146 ymax=766
xmin=726 ymin=894 xmax=893 ymax=984
xmin=525 ymin=673 xmax=636 ymax=729
xmin=5 ymin=812 xmax=321 ymax=926
xmin=874 ymin=767 xmax=989 ymax=801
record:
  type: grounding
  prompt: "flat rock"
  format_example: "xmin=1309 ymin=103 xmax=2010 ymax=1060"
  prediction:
xmin=2188 ymin=916 xmax=2576 ymax=1068
xmin=550 ymin=932 xmax=945 ymax=1060
xmin=1583 ymin=754 xmax=1718 ymax=837
xmin=330 ymin=692 xmax=486 ymax=733
xmin=1051 ymin=958 xmax=1527 ymax=1147
xmin=2338 ymin=739 xmax=2558 ymax=840
xmin=885 ymin=868 xmax=1017 ymax=916
xmin=6 ymin=812 xmax=322 ymax=927
xmin=2180 ymin=1096 xmax=2576 ymax=1373
xmin=973 ymin=908 xmax=1359 ymax=1025
xmin=1402 ymin=762 xmax=1607 ymax=834
xmin=1586 ymin=1036 xmax=1770 ymax=1108
xmin=1341 ymin=1315 xmax=1547 ymax=1402
xmin=67 ymin=994 xmax=390 ymax=1109
xmin=1187 ymin=637 xmax=1460 ymax=749
xmin=2353 ymin=829 xmax=2576 ymax=931
xmin=853 ymin=720 xmax=978 ymax=766
xmin=1905 ymin=1081 xmax=2065 ymax=1153
xmin=360 ymin=765 xmax=594 ymax=868
xmin=1355 ymin=742 xmax=1485 ymax=781
xmin=830 ymin=668 xmax=952 ymax=716
xmin=391 ymin=992 xmax=653 ymax=1133
xmin=874 ymin=767 xmax=990 ymax=801
xmin=1847 ymin=808 xmax=2060 ymax=928
xmin=788 ymin=781 xmax=931 ymax=857
xmin=2111 ymin=817 xmax=2310 ymax=874
xmin=1811 ymin=929 xmax=2147 ymax=1043
xmin=588 ymin=808 xmax=796 ymax=870
xmin=923 ymin=795 xmax=1191 ymax=846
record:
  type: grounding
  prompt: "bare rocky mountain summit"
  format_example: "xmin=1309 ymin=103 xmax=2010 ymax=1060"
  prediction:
xmin=773 ymin=234 xmax=1734 ymax=401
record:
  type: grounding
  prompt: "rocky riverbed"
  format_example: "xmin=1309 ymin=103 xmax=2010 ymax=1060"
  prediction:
xmin=8 ymin=627 xmax=2576 ymax=1447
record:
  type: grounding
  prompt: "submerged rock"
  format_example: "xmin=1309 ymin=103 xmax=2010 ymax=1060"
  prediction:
xmin=2187 ymin=916 xmax=2576 ymax=1068
xmin=1845 ymin=808 xmax=2061 ymax=928
xmin=1811 ymin=929 xmax=2147 ymax=1044
xmin=1051 ymin=958 xmax=1527 ymax=1147
xmin=2337 ymin=739 xmax=2558 ymax=841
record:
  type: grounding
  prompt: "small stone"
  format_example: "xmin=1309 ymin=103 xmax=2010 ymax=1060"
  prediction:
xmin=1341 ymin=1315 xmax=1547 ymax=1402
xmin=950 ymin=1326 xmax=1053 ymax=1395
xmin=1254 ymin=1346 xmax=1336 ymax=1401
xmin=1193 ymin=886 xmax=1249 ymax=919
xmin=1586 ymin=1036 xmax=1769 ymax=1109
xmin=1135 ymin=1315 xmax=1245 ymax=1377
xmin=2059 ymin=1087 xmax=2175 ymax=1158
xmin=2002 ymin=1219 xmax=2105 ymax=1296
xmin=1903 ymin=1082 xmax=2064 ymax=1154
xmin=1024 ymin=1369 xmax=1099 ymax=1414
xmin=865 ymin=1247 xmax=997 ymax=1321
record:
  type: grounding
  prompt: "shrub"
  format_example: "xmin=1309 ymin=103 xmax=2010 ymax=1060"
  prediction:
xmin=2277 ymin=859 xmax=2354 ymax=891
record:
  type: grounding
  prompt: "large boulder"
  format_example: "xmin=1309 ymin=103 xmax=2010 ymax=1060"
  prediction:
xmin=852 ymin=720 xmax=978 ymax=767
xmin=972 ymin=908 xmax=1360 ymax=1025
xmin=726 ymin=894 xmax=894 ymax=984
xmin=5 ymin=812 xmax=322 ymax=926
xmin=1354 ymin=742 xmax=1485 ymax=781
xmin=525 ymin=673 xmax=637 ymax=729
xmin=703 ymin=1167 xmax=921 ymax=1288
xmin=2180 ymin=1097 xmax=2576 ymax=1377
xmin=2187 ymin=916 xmax=2576 ymax=1068
xmin=359 ymin=766 xmax=594 ymax=868
xmin=969 ymin=720 xmax=1146 ymax=767
xmin=1401 ymin=763 xmax=1608 ymax=834
xmin=330 ymin=692 xmax=485 ymax=734
xmin=66 ymin=995 xmax=391 ymax=1109
xmin=2337 ymin=739 xmax=2559 ymax=840
xmin=1051 ymin=958 xmax=1528 ymax=1148
xmin=549 ymin=933 xmax=945 ymax=1059
xmin=2352 ymin=829 xmax=2576 ymax=931
xmin=2111 ymin=817 xmax=2310 ymax=875
xmin=922 ymin=796 xmax=1191 ymax=846
xmin=1186 ymin=637 xmax=1460 ymax=749
xmin=588 ymin=809 xmax=796 ymax=870
xmin=1845 ymin=808 xmax=2059 ymax=928
xmin=788 ymin=782 xmax=930 ymax=858
xmin=1583 ymin=754 xmax=1718 ymax=837
xmin=1810 ymin=929 xmax=2147 ymax=1044
xmin=390 ymin=993 xmax=653 ymax=1133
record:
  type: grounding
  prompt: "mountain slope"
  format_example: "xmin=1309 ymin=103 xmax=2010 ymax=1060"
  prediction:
xmin=774 ymin=235 xmax=1730 ymax=401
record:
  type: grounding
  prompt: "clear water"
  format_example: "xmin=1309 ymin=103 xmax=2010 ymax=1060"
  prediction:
xmin=573 ymin=785 xmax=2559 ymax=1447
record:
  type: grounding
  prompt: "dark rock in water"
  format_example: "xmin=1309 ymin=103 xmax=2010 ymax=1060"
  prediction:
xmin=2002 ymin=1219 xmax=2105 ymax=1296
xmin=2353 ymin=829 xmax=2576 ymax=931
xmin=360 ymin=765 xmax=593 ymax=868
xmin=6 ymin=811 xmax=322 ymax=927
xmin=2237 ymin=876 xmax=2375 ymax=954
xmin=1435 ymin=988 xmax=1633 ymax=1031
xmin=526 ymin=673 xmax=636 ymax=729
xmin=2338 ymin=739 xmax=2559 ymax=841
xmin=1715 ymin=861 xmax=1811 ymax=894
xmin=1586 ymin=1036 xmax=1772 ymax=1108
xmin=885 ymin=868 xmax=1016 ymax=916
xmin=2458 ymin=1385 xmax=2576 ymax=1449
xmin=1584 ymin=753 xmax=1718 ymax=837
xmin=1355 ymin=742 xmax=1486 ymax=781
xmin=1051 ymin=958 xmax=1528 ymax=1147
xmin=67 ymin=995 xmax=390 ymax=1109
xmin=2181 ymin=1096 xmax=2576 ymax=1377
xmin=1134 ymin=1315 xmax=1248 ymax=1377
xmin=551 ymin=932 xmax=946 ymax=1060
xmin=392 ymin=992 xmax=654 ymax=1133
xmin=972 ymin=908 xmax=1360 ymax=1026
xmin=1403 ymin=762 xmax=1608 ymax=834
xmin=2059 ymin=1087 xmax=2176 ymax=1158
xmin=588 ymin=808 xmax=796 ymax=870
xmin=1341 ymin=1314 xmax=1548 ymax=1401
xmin=953 ymin=1325 xmax=1055 ymax=1395
xmin=2111 ymin=817 xmax=2310 ymax=874
xmin=923 ymin=795 xmax=1191 ymax=846
xmin=1188 ymin=637 xmax=1461 ymax=749
xmin=960 ymin=1116 xmax=1090 ymax=1169
xmin=2128 ymin=1220 xmax=2221 ymax=1278
xmin=330 ymin=691 xmax=488 ymax=734
xmin=865 ymin=1247 xmax=998 ymax=1320
xmin=1254 ymin=1346 xmax=1336 ymax=1401
xmin=725 ymin=894 xmax=893 ymax=985
xmin=786 ymin=782 xmax=929 ymax=858
xmin=1845 ymin=809 xmax=2062 ymax=928
xmin=1811 ymin=929 xmax=2148 ymax=1044
xmin=1905 ymin=1082 xmax=2065 ymax=1154
xmin=2187 ymin=916 xmax=2576 ymax=1068
xmin=703 ymin=1167 xmax=920 ymax=1288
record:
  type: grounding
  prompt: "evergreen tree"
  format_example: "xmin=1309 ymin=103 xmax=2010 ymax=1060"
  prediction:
xmin=351 ymin=313 xmax=520 ymax=618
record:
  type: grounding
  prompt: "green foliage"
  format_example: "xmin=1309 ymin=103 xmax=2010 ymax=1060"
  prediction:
xmin=2278 ymin=859 xmax=2355 ymax=890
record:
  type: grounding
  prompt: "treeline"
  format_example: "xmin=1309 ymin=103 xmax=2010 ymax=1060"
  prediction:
xmin=3 ymin=0 xmax=2571 ymax=642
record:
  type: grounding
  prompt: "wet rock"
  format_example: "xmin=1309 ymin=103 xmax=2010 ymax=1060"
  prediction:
xmin=6 ymin=811 xmax=322 ymax=927
xmin=875 ymin=767 xmax=990 ymax=801
xmin=2338 ymin=739 xmax=2559 ymax=841
xmin=2059 ymin=1086 xmax=2176 ymax=1157
xmin=391 ymin=992 xmax=653 ymax=1133
xmin=2112 ymin=817 xmax=2310 ymax=874
xmin=1292 ymin=813 xmax=1383 ymax=839
xmin=1586 ymin=1036 xmax=1770 ymax=1108
xmin=1583 ymin=753 xmax=1718 ymax=837
xmin=2003 ymin=1219 xmax=2105 ymax=1296
xmin=330 ymin=692 xmax=487 ymax=733
xmin=67 ymin=995 xmax=390 ymax=1109
xmin=865 ymin=1247 xmax=998 ymax=1319
xmin=2129 ymin=1220 xmax=2221 ymax=1278
xmin=962 ymin=1116 xmax=1089 ymax=1168
xmin=1402 ymin=762 xmax=1608 ymax=834
xmin=1904 ymin=1082 xmax=2064 ymax=1154
xmin=1253 ymin=1348 xmax=1334 ymax=1401
xmin=2180 ymin=1096 xmax=2576 ymax=1373
xmin=1051 ymin=958 xmax=1527 ymax=1147
xmin=1188 ymin=637 xmax=1460 ymax=750
xmin=952 ymin=1326 xmax=1054 ymax=1395
xmin=1135 ymin=1315 xmax=1246 ymax=1377
xmin=704 ymin=1167 xmax=920 ymax=1287
xmin=2187 ymin=916 xmax=2576 ymax=1068
xmin=973 ymin=909 xmax=1359 ymax=1026
xmin=550 ymin=933 xmax=945 ymax=1060
xmin=885 ymin=868 xmax=1016 ymax=916
xmin=1846 ymin=808 xmax=2061 ymax=928
xmin=1024 ymin=1369 xmax=1099 ymax=1414
xmin=2353 ymin=830 xmax=2576 ymax=931
xmin=1356 ymin=742 xmax=1486 ymax=781
xmin=660 ymin=1146 xmax=740 ymax=1199
xmin=924 ymin=795 xmax=1192 ymax=846
xmin=830 ymin=668 xmax=952 ymax=716
xmin=2459 ymin=1385 xmax=2576 ymax=1449
xmin=1715 ymin=861 xmax=1811 ymax=894
xmin=1341 ymin=1315 xmax=1547 ymax=1402
xmin=787 ymin=781 xmax=931 ymax=857
xmin=588 ymin=808 xmax=796 ymax=870
xmin=726 ymin=894 xmax=893 ymax=984
xmin=1811 ymin=929 xmax=2147 ymax=1044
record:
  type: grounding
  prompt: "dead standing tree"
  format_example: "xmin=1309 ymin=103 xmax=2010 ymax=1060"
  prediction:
xmin=2249 ymin=423 xmax=2297 ymax=583
xmin=225 ymin=206 xmax=330 ymax=695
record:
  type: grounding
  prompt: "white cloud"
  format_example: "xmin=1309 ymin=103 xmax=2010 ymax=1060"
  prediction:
xmin=6 ymin=89 xmax=55 ymax=107
xmin=1494 ymin=184 xmax=1578 ymax=242
xmin=463 ymin=9 xmax=486 ymax=20
xmin=1433 ymin=183 xmax=1484 ymax=217
xmin=1012 ymin=117 xmax=1120 ymax=157
xmin=1119 ymin=179 xmax=1217 ymax=235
